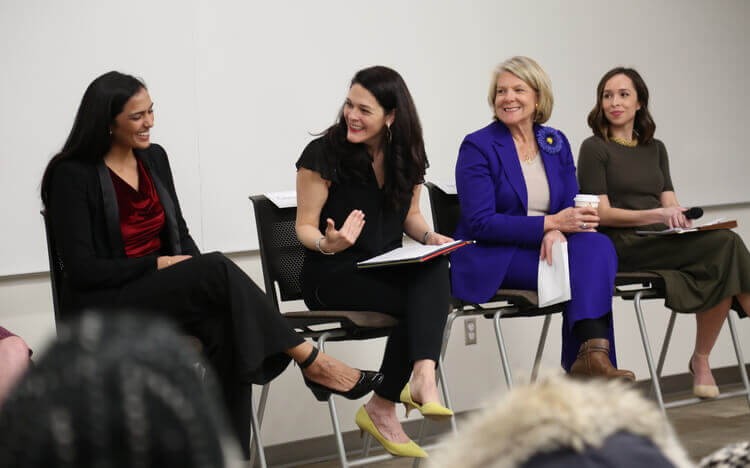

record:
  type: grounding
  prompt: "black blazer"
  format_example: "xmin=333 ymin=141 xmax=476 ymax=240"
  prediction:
xmin=46 ymin=144 xmax=200 ymax=315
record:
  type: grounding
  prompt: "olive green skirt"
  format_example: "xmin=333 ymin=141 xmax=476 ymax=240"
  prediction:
xmin=603 ymin=227 xmax=750 ymax=316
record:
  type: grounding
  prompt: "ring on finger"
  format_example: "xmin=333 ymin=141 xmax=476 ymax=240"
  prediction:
xmin=581 ymin=223 xmax=588 ymax=229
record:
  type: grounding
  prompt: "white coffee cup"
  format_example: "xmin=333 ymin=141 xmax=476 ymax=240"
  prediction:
xmin=574 ymin=194 xmax=600 ymax=209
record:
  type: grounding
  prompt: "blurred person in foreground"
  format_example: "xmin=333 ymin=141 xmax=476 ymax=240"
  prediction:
xmin=0 ymin=311 xmax=245 ymax=468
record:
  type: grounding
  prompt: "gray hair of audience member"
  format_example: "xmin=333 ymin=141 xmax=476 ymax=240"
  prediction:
xmin=0 ymin=311 xmax=241 ymax=468
xmin=429 ymin=375 xmax=693 ymax=468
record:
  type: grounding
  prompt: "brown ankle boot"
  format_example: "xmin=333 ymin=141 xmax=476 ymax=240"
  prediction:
xmin=569 ymin=338 xmax=636 ymax=381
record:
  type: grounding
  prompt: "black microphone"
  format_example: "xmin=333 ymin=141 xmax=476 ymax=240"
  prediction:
xmin=685 ymin=207 xmax=704 ymax=220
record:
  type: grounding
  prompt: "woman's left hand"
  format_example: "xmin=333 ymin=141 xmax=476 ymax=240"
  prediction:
xmin=425 ymin=231 xmax=454 ymax=245
xmin=540 ymin=230 xmax=566 ymax=265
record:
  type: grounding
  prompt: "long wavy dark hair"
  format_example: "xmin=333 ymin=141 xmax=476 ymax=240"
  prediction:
xmin=324 ymin=66 xmax=428 ymax=209
xmin=587 ymin=67 xmax=656 ymax=145
xmin=41 ymin=71 xmax=146 ymax=205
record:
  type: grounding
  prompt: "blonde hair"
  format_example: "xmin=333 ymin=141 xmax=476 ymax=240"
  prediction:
xmin=487 ymin=56 xmax=554 ymax=124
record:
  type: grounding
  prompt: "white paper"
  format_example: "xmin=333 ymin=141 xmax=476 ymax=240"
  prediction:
xmin=357 ymin=239 xmax=466 ymax=267
xmin=635 ymin=217 xmax=728 ymax=235
xmin=537 ymin=241 xmax=571 ymax=308
xmin=265 ymin=190 xmax=297 ymax=208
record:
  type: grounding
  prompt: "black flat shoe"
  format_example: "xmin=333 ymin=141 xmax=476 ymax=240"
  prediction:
xmin=299 ymin=347 xmax=383 ymax=401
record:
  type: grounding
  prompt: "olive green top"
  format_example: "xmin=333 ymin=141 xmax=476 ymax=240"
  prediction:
xmin=577 ymin=136 xmax=674 ymax=213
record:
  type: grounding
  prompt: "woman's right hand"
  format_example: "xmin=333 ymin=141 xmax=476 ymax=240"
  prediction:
xmin=548 ymin=207 xmax=599 ymax=233
xmin=157 ymin=255 xmax=192 ymax=270
xmin=320 ymin=210 xmax=365 ymax=254
xmin=661 ymin=206 xmax=691 ymax=228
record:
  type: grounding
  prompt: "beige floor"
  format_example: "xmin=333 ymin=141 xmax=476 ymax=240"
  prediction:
xmin=297 ymin=393 xmax=750 ymax=467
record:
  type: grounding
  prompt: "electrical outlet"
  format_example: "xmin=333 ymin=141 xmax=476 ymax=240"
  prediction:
xmin=464 ymin=318 xmax=477 ymax=345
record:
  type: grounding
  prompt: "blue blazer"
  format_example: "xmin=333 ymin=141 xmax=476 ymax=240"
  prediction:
xmin=451 ymin=120 xmax=578 ymax=303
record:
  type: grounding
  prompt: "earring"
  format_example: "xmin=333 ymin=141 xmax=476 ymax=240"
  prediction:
xmin=386 ymin=123 xmax=392 ymax=144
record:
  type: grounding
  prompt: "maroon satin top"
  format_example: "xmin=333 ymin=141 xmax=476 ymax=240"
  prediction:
xmin=110 ymin=158 xmax=166 ymax=258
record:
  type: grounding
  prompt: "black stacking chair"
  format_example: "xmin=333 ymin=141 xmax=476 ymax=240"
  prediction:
xmin=251 ymin=194 xmax=453 ymax=467
xmin=424 ymin=182 xmax=565 ymax=389
xmin=425 ymin=184 xmax=750 ymax=413
xmin=41 ymin=210 xmax=65 ymax=332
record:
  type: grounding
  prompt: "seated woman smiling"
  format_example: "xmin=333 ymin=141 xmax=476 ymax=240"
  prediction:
xmin=450 ymin=56 xmax=634 ymax=380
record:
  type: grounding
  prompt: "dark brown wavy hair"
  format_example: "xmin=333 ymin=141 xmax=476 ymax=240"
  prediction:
xmin=587 ymin=67 xmax=656 ymax=145
xmin=324 ymin=66 xmax=427 ymax=209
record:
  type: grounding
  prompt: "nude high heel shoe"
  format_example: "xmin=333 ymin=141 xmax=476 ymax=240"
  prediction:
xmin=689 ymin=354 xmax=720 ymax=399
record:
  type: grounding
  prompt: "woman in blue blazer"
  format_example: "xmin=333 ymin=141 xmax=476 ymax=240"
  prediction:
xmin=451 ymin=57 xmax=633 ymax=379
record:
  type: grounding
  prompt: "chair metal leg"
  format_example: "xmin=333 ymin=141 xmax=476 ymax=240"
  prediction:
xmin=493 ymin=311 xmax=514 ymax=388
xmin=727 ymin=312 xmax=750 ymax=408
xmin=437 ymin=355 xmax=458 ymax=434
xmin=655 ymin=311 xmax=677 ymax=379
xmin=633 ymin=291 xmax=666 ymax=414
xmin=531 ymin=315 xmax=551 ymax=383
xmin=440 ymin=309 xmax=459 ymax=360
xmin=318 ymin=333 xmax=350 ymax=468
xmin=249 ymin=388 xmax=268 ymax=468
xmin=249 ymin=383 xmax=270 ymax=468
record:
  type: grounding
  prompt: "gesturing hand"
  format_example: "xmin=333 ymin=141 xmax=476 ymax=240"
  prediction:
xmin=321 ymin=210 xmax=365 ymax=254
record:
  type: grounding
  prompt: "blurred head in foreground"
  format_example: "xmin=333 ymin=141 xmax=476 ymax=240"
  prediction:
xmin=429 ymin=375 xmax=692 ymax=468
xmin=0 ymin=311 xmax=242 ymax=468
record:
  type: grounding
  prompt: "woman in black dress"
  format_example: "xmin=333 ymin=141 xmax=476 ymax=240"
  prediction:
xmin=40 ymin=71 xmax=381 ymax=455
xmin=295 ymin=66 xmax=454 ymax=458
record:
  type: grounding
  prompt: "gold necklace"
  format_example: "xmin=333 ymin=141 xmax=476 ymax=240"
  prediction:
xmin=610 ymin=135 xmax=638 ymax=147
xmin=521 ymin=151 xmax=539 ymax=164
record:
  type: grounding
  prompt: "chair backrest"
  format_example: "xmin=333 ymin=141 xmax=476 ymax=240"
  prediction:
xmin=41 ymin=210 xmax=64 ymax=327
xmin=249 ymin=195 xmax=306 ymax=309
xmin=425 ymin=182 xmax=460 ymax=236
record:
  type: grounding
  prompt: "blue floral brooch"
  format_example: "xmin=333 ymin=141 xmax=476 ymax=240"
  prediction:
xmin=535 ymin=126 xmax=562 ymax=154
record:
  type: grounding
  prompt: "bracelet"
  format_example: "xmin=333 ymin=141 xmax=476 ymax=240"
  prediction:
xmin=315 ymin=236 xmax=335 ymax=255
xmin=422 ymin=231 xmax=433 ymax=244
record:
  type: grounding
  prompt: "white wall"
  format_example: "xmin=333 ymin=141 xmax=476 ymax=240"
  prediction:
xmin=3 ymin=203 xmax=749 ymax=446
xmin=2 ymin=0 xmax=749 ymax=275
xmin=2 ymin=0 xmax=749 ymax=449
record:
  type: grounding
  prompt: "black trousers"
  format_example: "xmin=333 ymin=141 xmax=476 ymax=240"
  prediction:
xmin=112 ymin=252 xmax=303 ymax=457
xmin=305 ymin=256 xmax=451 ymax=401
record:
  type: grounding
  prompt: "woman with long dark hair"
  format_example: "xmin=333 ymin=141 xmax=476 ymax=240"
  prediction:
xmin=578 ymin=67 xmax=750 ymax=399
xmin=41 ymin=71 xmax=382 ymax=455
xmin=295 ymin=66 xmax=453 ymax=458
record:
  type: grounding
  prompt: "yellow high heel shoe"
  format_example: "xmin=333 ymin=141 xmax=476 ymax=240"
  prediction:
xmin=354 ymin=406 xmax=428 ymax=458
xmin=399 ymin=383 xmax=454 ymax=420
